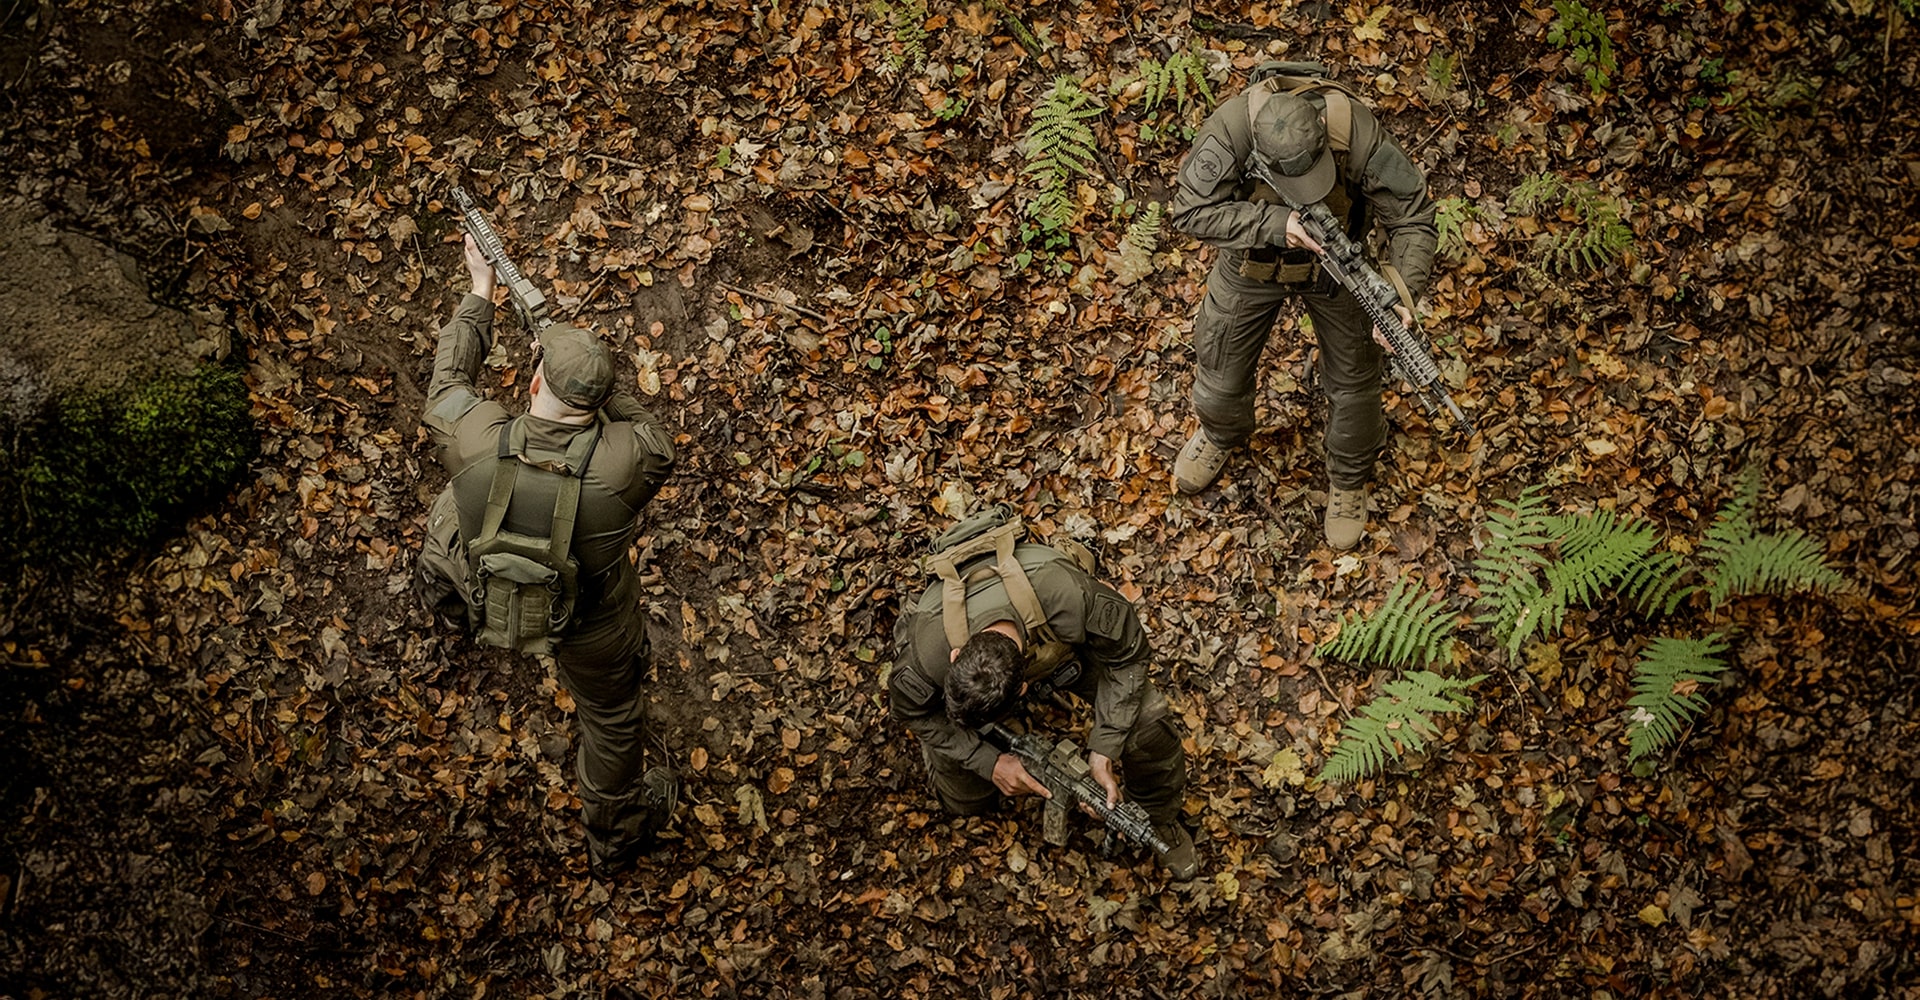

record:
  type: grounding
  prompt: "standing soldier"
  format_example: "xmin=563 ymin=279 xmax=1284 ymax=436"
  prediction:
xmin=888 ymin=508 xmax=1198 ymax=881
xmin=1169 ymin=63 xmax=1439 ymax=550
xmin=414 ymin=235 xmax=678 ymax=878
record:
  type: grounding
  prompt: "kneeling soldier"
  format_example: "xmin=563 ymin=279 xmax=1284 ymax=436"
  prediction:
xmin=887 ymin=508 xmax=1198 ymax=881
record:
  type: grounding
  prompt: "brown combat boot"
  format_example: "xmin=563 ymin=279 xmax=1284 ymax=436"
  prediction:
xmin=1173 ymin=431 xmax=1231 ymax=494
xmin=1324 ymin=485 xmax=1369 ymax=551
xmin=1155 ymin=822 xmax=1200 ymax=882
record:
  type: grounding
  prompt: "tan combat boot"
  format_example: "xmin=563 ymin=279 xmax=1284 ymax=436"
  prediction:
xmin=1155 ymin=821 xmax=1200 ymax=882
xmin=1174 ymin=431 xmax=1231 ymax=494
xmin=1324 ymin=485 xmax=1369 ymax=551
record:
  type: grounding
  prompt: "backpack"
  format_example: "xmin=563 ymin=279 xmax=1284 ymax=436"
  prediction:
xmin=464 ymin=419 xmax=600 ymax=654
xmin=922 ymin=505 xmax=1097 ymax=686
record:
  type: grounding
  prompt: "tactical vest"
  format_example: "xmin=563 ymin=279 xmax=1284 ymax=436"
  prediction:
xmin=922 ymin=506 xmax=1097 ymax=688
xmin=464 ymin=417 xmax=600 ymax=654
xmin=1237 ymin=62 xmax=1380 ymax=287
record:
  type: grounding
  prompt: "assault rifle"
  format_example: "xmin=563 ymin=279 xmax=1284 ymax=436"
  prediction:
xmin=980 ymin=721 xmax=1171 ymax=857
xmin=450 ymin=185 xmax=554 ymax=335
xmin=1246 ymin=158 xmax=1476 ymax=436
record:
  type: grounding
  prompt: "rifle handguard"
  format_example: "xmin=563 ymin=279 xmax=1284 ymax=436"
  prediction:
xmin=451 ymin=185 xmax=553 ymax=335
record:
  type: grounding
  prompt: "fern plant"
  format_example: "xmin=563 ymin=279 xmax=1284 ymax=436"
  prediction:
xmin=1470 ymin=487 xmax=1556 ymax=655
xmin=1110 ymin=201 xmax=1163 ymax=286
xmin=1434 ymin=196 xmax=1478 ymax=259
xmin=1624 ymin=634 xmax=1728 ymax=761
xmin=869 ymin=0 xmax=929 ymax=71
xmin=1317 ymin=671 xmax=1484 ymax=783
xmin=1136 ymin=40 xmax=1215 ymax=114
xmin=1699 ymin=468 xmax=1847 ymax=606
xmin=1022 ymin=76 xmax=1103 ymax=240
xmin=1319 ymin=577 xmax=1459 ymax=669
xmin=1507 ymin=172 xmax=1632 ymax=276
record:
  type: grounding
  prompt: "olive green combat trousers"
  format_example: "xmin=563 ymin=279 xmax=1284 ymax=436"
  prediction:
xmin=924 ymin=680 xmax=1188 ymax=825
xmin=415 ymin=487 xmax=663 ymax=858
xmin=1191 ymin=252 xmax=1387 ymax=490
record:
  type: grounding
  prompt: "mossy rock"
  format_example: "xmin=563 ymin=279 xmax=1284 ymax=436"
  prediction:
xmin=0 ymin=364 xmax=255 ymax=574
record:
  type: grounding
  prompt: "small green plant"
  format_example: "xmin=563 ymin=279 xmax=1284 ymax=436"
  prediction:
xmin=1507 ymin=171 xmax=1633 ymax=276
xmin=934 ymin=93 xmax=968 ymax=121
xmin=1319 ymin=577 xmax=1459 ymax=669
xmin=1021 ymin=76 xmax=1103 ymax=243
xmin=1317 ymin=671 xmax=1484 ymax=783
xmin=869 ymin=0 xmax=929 ymax=71
xmin=1421 ymin=50 xmax=1460 ymax=104
xmin=1698 ymin=468 xmax=1847 ymax=606
xmin=1624 ymin=634 xmax=1729 ymax=761
xmin=6 ymin=365 xmax=256 ymax=573
xmin=1109 ymin=201 xmax=1162 ymax=286
xmin=1434 ymin=196 xmax=1479 ymax=259
xmin=1135 ymin=40 xmax=1215 ymax=114
xmin=1546 ymin=0 xmax=1617 ymax=93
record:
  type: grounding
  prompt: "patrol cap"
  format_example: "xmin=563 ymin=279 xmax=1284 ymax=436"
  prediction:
xmin=1252 ymin=92 xmax=1336 ymax=205
xmin=538 ymin=324 xmax=614 ymax=410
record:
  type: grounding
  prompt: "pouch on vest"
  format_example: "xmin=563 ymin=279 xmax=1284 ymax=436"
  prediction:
xmin=921 ymin=506 xmax=1098 ymax=688
xmin=465 ymin=419 xmax=600 ymax=655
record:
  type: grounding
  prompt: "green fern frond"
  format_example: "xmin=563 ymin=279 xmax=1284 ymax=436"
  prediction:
xmin=1625 ymin=634 xmax=1728 ymax=761
xmin=1022 ymin=76 xmax=1103 ymax=235
xmin=1111 ymin=201 xmax=1163 ymax=286
xmin=1704 ymin=532 xmax=1845 ymax=606
xmin=1699 ymin=466 xmax=1760 ymax=555
xmin=1538 ymin=509 xmax=1658 ymax=629
xmin=1508 ymin=172 xmax=1566 ymax=216
xmin=1317 ymin=671 xmax=1484 ymax=783
xmin=1699 ymin=468 xmax=1846 ymax=606
xmin=1471 ymin=487 xmax=1557 ymax=653
xmin=1435 ymin=197 xmax=1476 ymax=258
xmin=1319 ymin=578 xmax=1459 ymax=669
xmin=1473 ymin=486 xmax=1557 ymax=581
xmin=1617 ymin=548 xmax=1695 ymax=616
xmin=1136 ymin=41 xmax=1215 ymax=114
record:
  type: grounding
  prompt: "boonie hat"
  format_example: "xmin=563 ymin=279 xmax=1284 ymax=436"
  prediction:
xmin=538 ymin=324 xmax=614 ymax=409
xmin=1252 ymin=92 xmax=1336 ymax=205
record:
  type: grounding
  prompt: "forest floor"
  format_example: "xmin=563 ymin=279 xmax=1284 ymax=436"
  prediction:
xmin=2 ymin=1 xmax=1918 ymax=998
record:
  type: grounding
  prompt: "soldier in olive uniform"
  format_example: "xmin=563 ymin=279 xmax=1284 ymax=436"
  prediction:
xmin=889 ymin=533 xmax=1198 ymax=880
xmin=1170 ymin=70 xmax=1439 ymax=550
xmin=414 ymin=236 xmax=678 ymax=878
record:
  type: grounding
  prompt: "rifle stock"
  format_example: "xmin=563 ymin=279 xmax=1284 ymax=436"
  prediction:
xmin=451 ymin=185 xmax=553 ymax=336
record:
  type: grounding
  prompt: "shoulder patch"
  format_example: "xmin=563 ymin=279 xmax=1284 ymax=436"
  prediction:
xmin=891 ymin=664 xmax=937 ymax=705
xmin=1181 ymin=133 xmax=1235 ymax=194
xmin=1087 ymin=591 xmax=1130 ymax=641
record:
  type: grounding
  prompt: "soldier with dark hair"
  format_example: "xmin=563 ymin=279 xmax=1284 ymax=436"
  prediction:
xmin=1170 ymin=65 xmax=1439 ymax=550
xmin=413 ymin=236 xmax=678 ymax=878
xmin=888 ymin=513 xmax=1197 ymax=880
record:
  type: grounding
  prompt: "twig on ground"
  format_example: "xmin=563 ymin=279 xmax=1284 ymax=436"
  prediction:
xmin=717 ymin=282 xmax=829 ymax=323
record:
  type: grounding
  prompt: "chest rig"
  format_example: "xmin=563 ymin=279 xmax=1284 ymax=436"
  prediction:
xmin=1235 ymin=64 xmax=1380 ymax=289
xmin=922 ymin=507 xmax=1097 ymax=689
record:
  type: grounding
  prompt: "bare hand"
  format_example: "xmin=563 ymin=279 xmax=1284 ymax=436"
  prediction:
xmin=1283 ymin=210 xmax=1324 ymax=255
xmin=463 ymin=234 xmax=497 ymax=297
xmin=1372 ymin=303 xmax=1413 ymax=353
xmin=992 ymin=754 xmax=1051 ymax=799
xmin=1080 ymin=752 xmax=1120 ymax=819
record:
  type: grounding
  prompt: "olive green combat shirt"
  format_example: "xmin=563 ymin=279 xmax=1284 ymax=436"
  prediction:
xmin=890 ymin=544 xmax=1153 ymax=778
xmin=424 ymin=293 xmax=675 ymax=617
xmin=1169 ymin=87 xmax=1439 ymax=300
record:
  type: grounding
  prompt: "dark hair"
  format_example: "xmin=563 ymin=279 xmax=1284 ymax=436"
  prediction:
xmin=946 ymin=630 xmax=1025 ymax=729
